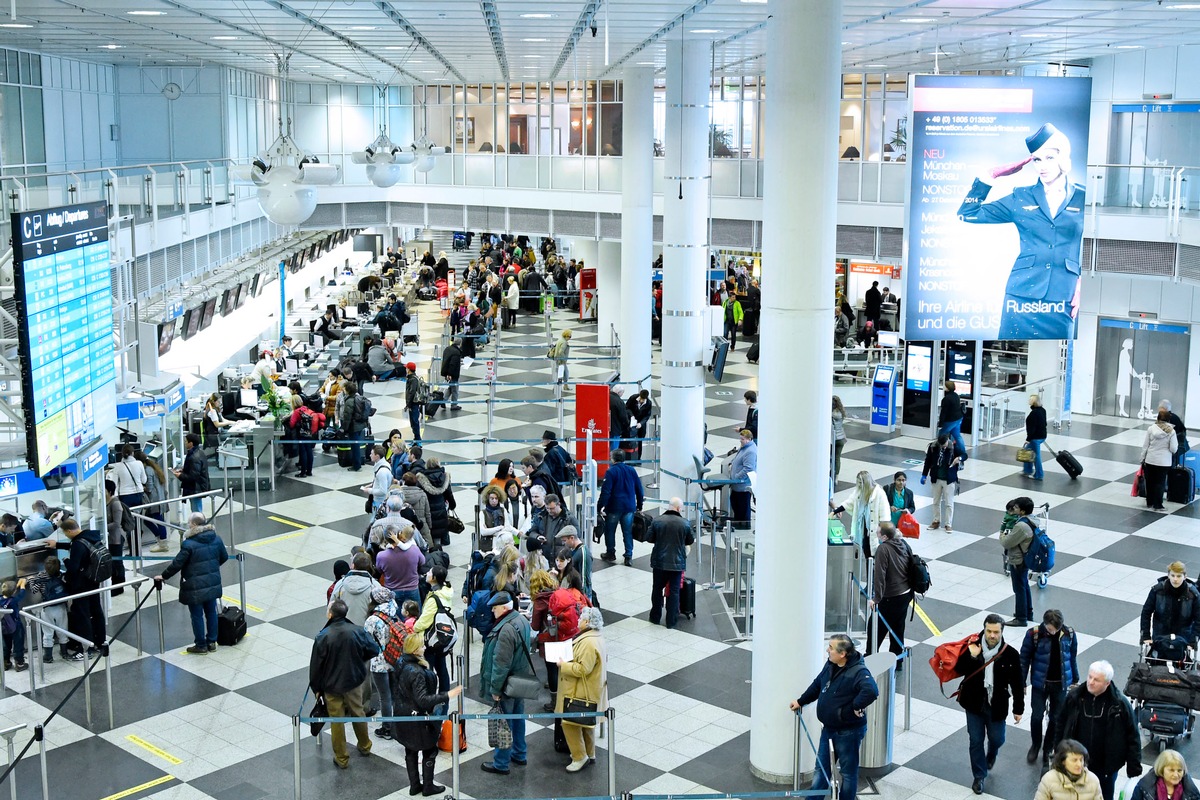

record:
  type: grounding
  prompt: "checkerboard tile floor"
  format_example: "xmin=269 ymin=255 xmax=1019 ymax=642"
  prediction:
xmin=7 ymin=302 xmax=1200 ymax=800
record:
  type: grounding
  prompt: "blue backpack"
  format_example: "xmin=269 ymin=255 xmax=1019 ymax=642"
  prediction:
xmin=1022 ymin=517 xmax=1056 ymax=573
xmin=467 ymin=589 xmax=496 ymax=636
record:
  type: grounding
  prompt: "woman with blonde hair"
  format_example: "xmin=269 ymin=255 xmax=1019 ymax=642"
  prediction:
xmin=830 ymin=471 xmax=890 ymax=556
xmin=492 ymin=543 xmax=524 ymax=596
xmin=1024 ymin=393 xmax=1048 ymax=481
xmin=831 ymin=396 xmax=848 ymax=482
xmin=1129 ymin=749 xmax=1200 ymax=800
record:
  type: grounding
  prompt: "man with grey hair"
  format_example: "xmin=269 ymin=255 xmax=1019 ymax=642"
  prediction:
xmin=1158 ymin=399 xmax=1189 ymax=467
xmin=647 ymin=497 xmax=694 ymax=629
xmin=1055 ymin=659 xmax=1142 ymax=800
xmin=22 ymin=500 xmax=54 ymax=541
xmin=368 ymin=496 xmax=421 ymax=550
xmin=479 ymin=591 xmax=534 ymax=775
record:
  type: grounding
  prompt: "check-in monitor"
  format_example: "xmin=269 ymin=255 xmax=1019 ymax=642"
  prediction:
xmin=240 ymin=388 xmax=258 ymax=407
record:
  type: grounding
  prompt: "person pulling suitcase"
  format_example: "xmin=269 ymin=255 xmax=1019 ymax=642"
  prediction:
xmin=646 ymin=498 xmax=694 ymax=629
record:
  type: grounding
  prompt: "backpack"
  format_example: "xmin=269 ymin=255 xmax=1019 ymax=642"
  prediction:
xmin=467 ymin=589 xmax=496 ymax=636
xmin=545 ymin=587 xmax=586 ymax=641
xmin=373 ymin=611 xmax=408 ymax=667
xmin=296 ymin=408 xmax=317 ymax=439
xmin=119 ymin=501 xmax=137 ymax=536
xmin=905 ymin=541 xmax=932 ymax=595
xmin=1021 ymin=517 xmax=1055 ymax=573
xmin=80 ymin=537 xmax=113 ymax=583
xmin=424 ymin=594 xmax=459 ymax=653
xmin=466 ymin=551 xmax=496 ymax=596
xmin=412 ymin=377 xmax=431 ymax=406
xmin=41 ymin=575 xmax=67 ymax=604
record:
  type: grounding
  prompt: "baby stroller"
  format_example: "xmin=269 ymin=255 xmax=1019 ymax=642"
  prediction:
xmin=1002 ymin=502 xmax=1053 ymax=588
xmin=1125 ymin=638 xmax=1200 ymax=752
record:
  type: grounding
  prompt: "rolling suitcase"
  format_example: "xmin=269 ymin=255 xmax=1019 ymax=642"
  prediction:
xmin=631 ymin=510 xmax=652 ymax=543
xmin=678 ymin=574 xmax=696 ymax=619
xmin=1168 ymin=466 xmax=1197 ymax=504
xmin=746 ymin=343 xmax=760 ymax=364
xmin=426 ymin=390 xmax=445 ymax=419
xmin=1046 ymin=444 xmax=1083 ymax=479
xmin=336 ymin=444 xmax=353 ymax=468
xmin=217 ymin=605 xmax=247 ymax=646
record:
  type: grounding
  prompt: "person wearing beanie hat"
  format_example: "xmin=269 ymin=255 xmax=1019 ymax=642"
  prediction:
xmin=541 ymin=430 xmax=575 ymax=486
xmin=327 ymin=559 xmax=351 ymax=602
xmin=363 ymin=585 xmax=400 ymax=739
xmin=957 ymin=121 xmax=1085 ymax=340
xmin=404 ymin=362 xmax=424 ymax=442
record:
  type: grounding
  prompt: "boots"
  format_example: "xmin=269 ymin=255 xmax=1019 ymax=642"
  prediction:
xmin=59 ymin=643 xmax=69 ymax=659
xmin=422 ymin=753 xmax=445 ymax=796
xmin=43 ymin=647 xmax=53 ymax=663
xmin=405 ymin=751 xmax=422 ymax=796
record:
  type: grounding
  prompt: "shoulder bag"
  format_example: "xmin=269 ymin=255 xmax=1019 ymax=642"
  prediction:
xmin=502 ymin=626 xmax=542 ymax=700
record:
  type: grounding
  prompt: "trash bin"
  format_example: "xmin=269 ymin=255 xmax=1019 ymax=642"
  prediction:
xmin=859 ymin=652 xmax=896 ymax=769
xmin=824 ymin=519 xmax=864 ymax=631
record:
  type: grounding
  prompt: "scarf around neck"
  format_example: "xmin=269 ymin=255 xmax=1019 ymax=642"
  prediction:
xmin=980 ymin=638 xmax=1002 ymax=703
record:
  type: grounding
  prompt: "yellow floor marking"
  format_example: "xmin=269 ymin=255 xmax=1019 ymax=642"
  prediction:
xmin=99 ymin=775 xmax=176 ymax=800
xmin=247 ymin=530 xmax=306 ymax=547
xmin=124 ymin=735 xmax=182 ymax=765
xmin=266 ymin=515 xmax=307 ymax=529
xmin=911 ymin=598 xmax=942 ymax=637
xmin=221 ymin=596 xmax=264 ymax=613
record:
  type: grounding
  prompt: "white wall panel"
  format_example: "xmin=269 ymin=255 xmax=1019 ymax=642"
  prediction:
xmin=61 ymin=90 xmax=84 ymax=164
xmin=1160 ymin=282 xmax=1194 ymax=323
xmin=120 ymin=95 xmax=170 ymax=161
xmin=1074 ymin=313 xmax=1099 ymax=415
xmin=1144 ymin=48 xmax=1178 ymax=98
xmin=1098 ymin=273 xmax=1133 ymax=317
xmin=1179 ymin=46 xmax=1200 ymax=100
xmin=1129 ymin=276 xmax=1164 ymax=317
xmin=41 ymin=88 xmax=64 ymax=166
xmin=80 ymin=91 xmax=100 ymax=162
xmin=1113 ymin=51 xmax=1147 ymax=100
xmin=171 ymin=95 xmax=222 ymax=160
xmin=1090 ymin=55 xmax=1115 ymax=101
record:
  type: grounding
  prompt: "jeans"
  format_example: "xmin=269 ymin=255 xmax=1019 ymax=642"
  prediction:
xmin=930 ymin=481 xmax=957 ymax=526
xmin=408 ymin=407 xmax=422 ymax=442
xmin=349 ymin=429 xmax=365 ymax=470
xmin=1029 ymin=682 xmax=1066 ymax=755
xmin=188 ymin=497 xmax=204 ymax=513
xmin=373 ymin=367 xmax=397 ymax=382
xmin=188 ymin=598 xmax=219 ymax=648
xmin=811 ymin=724 xmax=866 ymax=800
xmin=2 ymin=624 xmax=24 ymax=663
xmin=939 ymin=417 xmax=967 ymax=455
xmin=298 ymin=442 xmax=315 ymax=474
xmin=723 ymin=320 xmax=738 ymax=350
xmin=372 ymin=670 xmax=394 ymax=718
xmin=491 ymin=697 xmax=527 ymax=770
xmin=965 ymin=709 xmax=1006 ymax=780
xmin=1023 ymin=438 xmax=1045 ymax=479
xmin=1011 ymin=564 xmax=1033 ymax=623
xmin=650 ymin=569 xmax=684 ymax=628
xmin=603 ymin=511 xmax=634 ymax=558
xmin=325 ymin=684 xmax=371 ymax=768
xmin=1095 ymin=768 xmax=1120 ymax=800
xmin=392 ymin=588 xmax=420 ymax=608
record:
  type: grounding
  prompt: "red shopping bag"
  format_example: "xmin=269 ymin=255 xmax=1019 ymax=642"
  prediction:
xmin=1132 ymin=465 xmax=1146 ymax=498
xmin=898 ymin=511 xmax=921 ymax=539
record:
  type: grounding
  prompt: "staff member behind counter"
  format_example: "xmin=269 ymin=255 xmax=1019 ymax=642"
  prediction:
xmin=957 ymin=122 xmax=1086 ymax=340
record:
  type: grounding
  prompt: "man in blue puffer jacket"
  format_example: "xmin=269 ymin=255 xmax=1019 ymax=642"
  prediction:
xmin=153 ymin=513 xmax=229 ymax=655
xmin=1019 ymin=608 xmax=1079 ymax=768
xmin=790 ymin=634 xmax=879 ymax=800
xmin=597 ymin=449 xmax=644 ymax=566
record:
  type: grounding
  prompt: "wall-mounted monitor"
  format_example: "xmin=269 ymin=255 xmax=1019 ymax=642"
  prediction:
xmin=236 ymin=281 xmax=250 ymax=308
xmin=250 ymin=272 xmax=262 ymax=298
xmin=183 ymin=306 xmax=202 ymax=339
xmin=157 ymin=319 xmax=177 ymax=356
xmin=877 ymin=330 xmax=900 ymax=349
xmin=12 ymin=201 xmax=117 ymax=475
xmin=220 ymin=288 xmax=235 ymax=317
xmin=199 ymin=297 xmax=217 ymax=331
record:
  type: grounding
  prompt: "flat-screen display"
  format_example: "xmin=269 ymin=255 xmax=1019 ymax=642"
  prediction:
xmin=905 ymin=343 xmax=933 ymax=392
xmin=877 ymin=330 xmax=900 ymax=348
xmin=873 ymin=365 xmax=895 ymax=384
xmin=250 ymin=272 xmax=262 ymax=298
xmin=179 ymin=309 xmax=194 ymax=341
xmin=199 ymin=297 xmax=217 ymax=331
xmin=184 ymin=306 xmax=202 ymax=339
xmin=240 ymin=388 xmax=258 ymax=407
xmin=237 ymin=281 xmax=250 ymax=308
xmin=157 ymin=319 xmax=177 ymax=356
xmin=12 ymin=201 xmax=117 ymax=476
xmin=220 ymin=288 xmax=235 ymax=317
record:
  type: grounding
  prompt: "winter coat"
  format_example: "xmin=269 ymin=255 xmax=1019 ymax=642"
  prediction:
xmin=1056 ymin=682 xmax=1140 ymax=774
xmin=1034 ymin=768 xmax=1103 ymax=800
xmin=598 ymin=462 xmax=643 ymax=515
xmin=840 ymin=485 xmax=890 ymax=554
xmin=554 ymin=628 xmax=608 ymax=720
xmin=376 ymin=542 xmax=425 ymax=592
xmin=1143 ymin=421 xmax=1179 ymax=468
xmin=391 ymin=654 xmax=449 ymax=750
xmin=1130 ymin=772 xmax=1200 ymax=800
xmin=402 ymin=486 xmax=433 ymax=536
xmin=1001 ymin=518 xmax=1035 ymax=568
xmin=871 ymin=537 xmax=912 ymax=602
xmin=542 ymin=441 xmax=574 ymax=485
xmin=647 ymin=510 xmax=693 ymax=572
xmin=329 ymin=570 xmax=381 ymax=626
xmin=528 ymin=507 xmax=578 ymax=561
xmin=954 ymin=637 xmax=1025 ymax=720
xmin=479 ymin=609 xmax=534 ymax=700
xmin=415 ymin=467 xmax=455 ymax=545
xmin=938 ymin=389 xmax=964 ymax=426
xmin=179 ymin=446 xmax=210 ymax=494
xmin=1020 ymin=624 xmax=1080 ymax=690
xmin=608 ymin=392 xmax=632 ymax=448
xmin=62 ymin=528 xmax=106 ymax=591
xmin=796 ymin=651 xmax=879 ymax=732
xmin=1141 ymin=576 xmax=1200 ymax=644
xmin=441 ymin=344 xmax=463 ymax=382
xmin=1027 ymin=406 xmax=1049 ymax=441
xmin=309 ymin=616 xmax=380 ymax=696
xmin=922 ymin=442 xmax=966 ymax=485
xmin=159 ymin=526 xmax=229 ymax=606
xmin=413 ymin=584 xmax=454 ymax=640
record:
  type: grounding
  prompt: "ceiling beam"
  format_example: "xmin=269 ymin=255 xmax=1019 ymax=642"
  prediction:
xmin=478 ymin=1 xmax=510 ymax=83
xmin=375 ymin=1 xmax=467 ymax=83
xmin=548 ymin=0 xmax=603 ymax=81
xmin=598 ymin=0 xmax=718 ymax=78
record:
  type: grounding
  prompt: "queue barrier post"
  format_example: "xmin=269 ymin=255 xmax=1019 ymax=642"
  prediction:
xmin=292 ymin=715 xmax=302 ymax=800
xmin=102 ymin=644 xmax=114 ymax=729
xmin=0 ymin=724 xmax=25 ymax=800
xmin=34 ymin=725 xmax=47 ymax=800
xmin=606 ymin=707 xmax=617 ymax=798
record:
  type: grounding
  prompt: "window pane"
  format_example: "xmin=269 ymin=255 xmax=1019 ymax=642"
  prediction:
xmin=21 ymin=88 xmax=43 ymax=164
xmin=0 ymin=85 xmax=23 ymax=165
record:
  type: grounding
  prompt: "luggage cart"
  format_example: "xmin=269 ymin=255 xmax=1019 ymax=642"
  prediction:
xmin=1137 ymin=372 xmax=1159 ymax=420
xmin=401 ymin=312 xmax=420 ymax=346
xmin=1126 ymin=640 xmax=1199 ymax=753
xmin=1001 ymin=502 xmax=1052 ymax=588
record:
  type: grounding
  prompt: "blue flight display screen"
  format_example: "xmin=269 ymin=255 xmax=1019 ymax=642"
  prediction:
xmin=13 ymin=201 xmax=117 ymax=475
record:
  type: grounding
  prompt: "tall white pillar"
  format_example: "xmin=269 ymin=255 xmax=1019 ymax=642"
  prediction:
xmin=570 ymin=238 xmax=598 ymax=275
xmin=620 ymin=66 xmax=654 ymax=384
xmin=660 ymin=38 xmax=710 ymax=503
xmin=596 ymin=240 xmax=621 ymax=347
xmin=749 ymin=0 xmax=842 ymax=783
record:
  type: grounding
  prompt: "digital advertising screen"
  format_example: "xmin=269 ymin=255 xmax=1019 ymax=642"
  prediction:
xmin=157 ymin=319 xmax=177 ymax=357
xmin=905 ymin=343 xmax=933 ymax=392
xmin=12 ymin=201 xmax=116 ymax=475
xmin=183 ymin=306 xmax=201 ymax=339
xmin=250 ymin=272 xmax=262 ymax=298
xmin=199 ymin=297 xmax=217 ymax=331
xmin=904 ymin=75 xmax=1092 ymax=341
xmin=220 ymin=288 xmax=235 ymax=317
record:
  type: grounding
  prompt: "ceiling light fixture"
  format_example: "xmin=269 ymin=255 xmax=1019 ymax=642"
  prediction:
xmin=0 ymin=23 xmax=31 ymax=28
xmin=101 ymin=44 xmax=124 ymax=50
xmin=127 ymin=10 xmax=166 ymax=15
xmin=519 ymin=13 xmax=556 ymax=19
xmin=350 ymin=26 xmax=377 ymax=31
xmin=897 ymin=17 xmax=934 ymax=23
xmin=211 ymin=35 xmax=238 ymax=40
xmin=740 ymin=0 xmax=767 ymax=4
xmin=522 ymin=38 xmax=547 ymax=42
xmin=1020 ymin=33 xmax=1053 ymax=38
xmin=1167 ymin=3 xmax=1200 ymax=7
xmin=636 ymin=61 xmax=655 ymax=66
xmin=1116 ymin=45 xmax=1142 ymax=49
xmin=864 ymin=64 xmax=888 ymax=68
xmin=689 ymin=29 xmax=722 ymax=34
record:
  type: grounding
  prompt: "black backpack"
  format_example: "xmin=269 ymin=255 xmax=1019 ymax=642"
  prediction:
xmin=80 ymin=537 xmax=113 ymax=583
xmin=906 ymin=541 xmax=932 ymax=595
xmin=296 ymin=408 xmax=316 ymax=439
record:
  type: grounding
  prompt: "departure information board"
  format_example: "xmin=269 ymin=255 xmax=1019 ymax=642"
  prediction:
xmin=13 ymin=202 xmax=116 ymax=475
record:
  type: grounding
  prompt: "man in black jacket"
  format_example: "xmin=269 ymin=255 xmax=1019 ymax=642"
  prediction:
xmin=863 ymin=280 xmax=883 ymax=326
xmin=1140 ymin=561 xmax=1200 ymax=651
xmin=309 ymin=599 xmax=381 ymax=769
xmin=1054 ymin=660 xmax=1142 ymax=800
xmin=440 ymin=339 xmax=464 ymax=412
xmin=646 ymin=498 xmax=694 ymax=629
xmin=790 ymin=634 xmax=878 ymax=800
xmin=540 ymin=431 xmax=574 ymax=485
xmin=57 ymin=519 xmax=105 ymax=659
xmin=1158 ymin=399 xmax=1190 ymax=467
xmin=955 ymin=614 xmax=1025 ymax=795
xmin=938 ymin=379 xmax=968 ymax=460
xmin=609 ymin=387 xmax=633 ymax=452
xmin=174 ymin=433 xmax=209 ymax=513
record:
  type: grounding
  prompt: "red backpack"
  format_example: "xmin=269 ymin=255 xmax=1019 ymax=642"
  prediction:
xmin=373 ymin=612 xmax=407 ymax=667
xmin=546 ymin=588 xmax=587 ymax=641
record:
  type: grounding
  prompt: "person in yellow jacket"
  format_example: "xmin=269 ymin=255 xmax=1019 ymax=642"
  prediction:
xmin=554 ymin=606 xmax=608 ymax=773
xmin=722 ymin=292 xmax=744 ymax=350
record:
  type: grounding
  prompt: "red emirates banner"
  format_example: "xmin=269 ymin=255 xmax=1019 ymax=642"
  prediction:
xmin=574 ymin=383 xmax=611 ymax=480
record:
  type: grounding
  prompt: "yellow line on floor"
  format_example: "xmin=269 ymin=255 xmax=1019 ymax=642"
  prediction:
xmin=911 ymin=599 xmax=942 ymax=637
xmin=124 ymin=734 xmax=182 ymax=765
xmin=221 ymin=596 xmax=264 ymax=613
xmin=99 ymin=775 xmax=176 ymax=800
xmin=267 ymin=515 xmax=307 ymax=529
xmin=247 ymin=530 xmax=307 ymax=547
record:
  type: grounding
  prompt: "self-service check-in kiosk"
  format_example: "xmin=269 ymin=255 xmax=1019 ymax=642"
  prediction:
xmin=944 ymin=339 xmax=980 ymax=448
xmin=901 ymin=340 xmax=938 ymax=438
xmin=870 ymin=364 xmax=898 ymax=434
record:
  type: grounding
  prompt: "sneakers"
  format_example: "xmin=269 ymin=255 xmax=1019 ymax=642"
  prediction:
xmin=600 ymin=552 xmax=617 ymax=562
xmin=150 ymin=541 xmax=169 ymax=553
xmin=207 ymin=643 xmax=216 ymax=652
xmin=929 ymin=521 xmax=940 ymax=529
xmin=67 ymin=651 xmax=85 ymax=662
xmin=566 ymin=759 xmax=588 ymax=773
xmin=185 ymin=645 xmax=209 ymax=655
xmin=375 ymin=726 xmax=393 ymax=739
xmin=12 ymin=661 xmax=27 ymax=672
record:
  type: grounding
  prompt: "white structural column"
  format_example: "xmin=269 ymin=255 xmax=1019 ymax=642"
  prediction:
xmin=620 ymin=66 xmax=654 ymax=384
xmin=660 ymin=38 xmax=710 ymax=503
xmin=749 ymin=0 xmax=842 ymax=783
xmin=596 ymin=240 xmax=621 ymax=347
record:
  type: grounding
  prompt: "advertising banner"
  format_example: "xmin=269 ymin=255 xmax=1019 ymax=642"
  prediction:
xmin=574 ymin=383 xmax=611 ymax=480
xmin=905 ymin=75 xmax=1092 ymax=341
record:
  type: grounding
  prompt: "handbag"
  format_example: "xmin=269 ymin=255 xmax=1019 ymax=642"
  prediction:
xmin=563 ymin=697 xmax=600 ymax=728
xmin=897 ymin=511 xmax=920 ymax=540
xmin=1133 ymin=465 xmax=1147 ymax=498
xmin=1015 ymin=446 xmax=1035 ymax=464
xmin=309 ymin=695 xmax=328 ymax=737
xmin=446 ymin=511 xmax=465 ymax=534
xmin=364 ymin=495 xmax=374 ymax=514
xmin=438 ymin=719 xmax=468 ymax=753
xmin=487 ymin=704 xmax=512 ymax=749
xmin=502 ymin=631 xmax=542 ymax=700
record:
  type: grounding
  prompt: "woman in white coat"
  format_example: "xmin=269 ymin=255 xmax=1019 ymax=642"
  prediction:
xmin=504 ymin=276 xmax=520 ymax=328
xmin=831 ymin=471 xmax=890 ymax=557
xmin=1141 ymin=407 xmax=1179 ymax=512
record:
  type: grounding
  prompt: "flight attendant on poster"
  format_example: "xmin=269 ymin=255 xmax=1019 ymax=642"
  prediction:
xmin=957 ymin=123 xmax=1086 ymax=340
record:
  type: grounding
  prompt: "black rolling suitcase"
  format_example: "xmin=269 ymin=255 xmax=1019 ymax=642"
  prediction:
xmin=336 ymin=444 xmax=353 ymax=468
xmin=678 ymin=574 xmax=696 ymax=619
xmin=1046 ymin=444 xmax=1083 ymax=479
xmin=631 ymin=510 xmax=652 ymax=543
xmin=1168 ymin=466 xmax=1197 ymax=504
xmin=747 ymin=343 xmax=760 ymax=364
xmin=217 ymin=605 xmax=247 ymax=646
